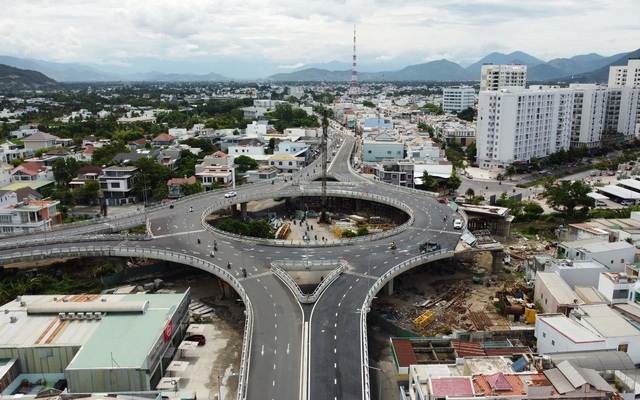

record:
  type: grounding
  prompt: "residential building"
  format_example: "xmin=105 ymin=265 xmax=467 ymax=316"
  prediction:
xmin=196 ymin=152 xmax=235 ymax=170
xmin=246 ymin=166 xmax=279 ymax=183
xmin=0 ymin=191 xmax=61 ymax=235
xmin=476 ymin=86 xmax=573 ymax=169
xmin=598 ymin=272 xmax=637 ymax=304
xmin=151 ymin=133 xmax=176 ymax=147
xmin=269 ymin=154 xmax=305 ymax=173
xmin=0 ymin=141 xmax=30 ymax=164
xmin=480 ymin=64 xmax=527 ymax=91
xmin=246 ymin=121 xmax=267 ymax=139
xmin=608 ymin=58 xmax=640 ymax=89
xmin=228 ymin=144 xmax=265 ymax=157
xmin=69 ymin=165 xmax=103 ymax=189
xmin=570 ymin=84 xmax=610 ymax=149
xmin=12 ymin=163 xmax=53 ymax=183
xmin=98 ymin=166 xmax=137 ymax=206
xmin=167 ymin=176 xmax=198 ymax=198
xmin=9 ymin=125 xmax=39 ymax=139
xmin=556 ymin=239 xmax=635 ymax=271
xmin=21 ymin=131 xmax=59 ymax=151
xmin=545 ymin=259 xmax=616 ymax=289
xmin=195 ymin=164 xmax=234 ymax=189
xmin=406 ymin=138 xmax=444 ymax=161
xmin=536 ymin=305 xmax=640 ymax=363
xmin=442 ymin=86 xmax=475 ymax=113
xmin=534 ymin=272 xmax=583 ymax=315
xmin=362 ymin=134 xmax=404 ymax=162
xmin=273 ymin=141 xmax=309 ymax=158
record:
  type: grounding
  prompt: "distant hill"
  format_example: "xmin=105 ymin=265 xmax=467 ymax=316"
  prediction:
xmin=565 ymin=48 xmax=640 ymax=83
xmin=122 ymin=71 xmax=228 ymax=82
xmin=268 ymin=60 xmax=475 ymax=82
xmin=0 ymin=55 xmax=118 ymax=82
xmin=531 ymin=52 xmax=627 ymax=80
xmin=384 ymin=60 xmax=475 ymax=81
xmin=0 ymin=64 xmax=58 ymax=90
xmin=465 ymin=51 xmax=545 ymax=76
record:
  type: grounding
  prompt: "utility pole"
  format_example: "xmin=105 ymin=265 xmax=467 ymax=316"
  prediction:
xmin=320 ymin=111 xmax=328 ymax=223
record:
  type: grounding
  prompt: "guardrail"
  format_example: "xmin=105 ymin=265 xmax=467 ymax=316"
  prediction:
xmin=359 ymin=249 xmax=455 ymax=400
xmin=0 ymin=233 xmax=149 ymax=250
xmin=270 ymin=260 xmax=347 ymax=303
xmin=0 ymin=246 xmax=253 ymax=400
xmin=201 ymin=187 xmax=415 ymax=247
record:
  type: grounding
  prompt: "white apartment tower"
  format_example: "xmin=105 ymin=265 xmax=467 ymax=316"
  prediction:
xmin=480 ymin=64 xmax=527 ymax=91
xmin=608 ymin=59 xmax=640 ymax=89
xmin=570 ymin=84 xmax=610 ymax=149
xmin=476 ymin=86 xmax=573 ymax=169
xmin=442 ymin=86 xmax=475 ymax=113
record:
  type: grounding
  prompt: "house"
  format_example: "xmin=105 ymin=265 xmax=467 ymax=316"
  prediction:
xmin=22 ymin=131 xmax=60 ymax=151
xmin=269 ymin=154 xmax=305 ymax=173
xmin=151 ymin=133 xmax=176 ymax=147
xmin=0 ymin=191 xmax=61 ymax=236
xmin=98 ymin=166 xmax=138 ymax=206
xmin=69 ymin=166 xmax=103 ymax=189
xmin=9 ymin=125 xmax=39 ymax=139
xmin=535 ymin=305 xmax=640 ymax=363
xmin=0 ymin=141 xmax=30 ymax=164
xmin=167 ymin=176 xmax=197 ymax=198
xmin=112 ymin=149 xmax=165 ymax=166
xmin=362 ymin=135 xmax=404 ymax=162
xmin=556 ymin=239 xmax=636 ymax=272
xmin=534 ymin=272 xmax=583 ymax=315
xmin=195 ymin=165 xmax=234 ymax=189
xmin=246 ymin=166 xmax=279 ymax=183
xmin=80 ymin=145 xmax=96 ymax=162
xmin=12 ymin=163 xmax=53 ymax=182
xmin=598 ymin=272 xmax=637 ymax=304
xmin=273 ymin=141 xmax=309 ymax=158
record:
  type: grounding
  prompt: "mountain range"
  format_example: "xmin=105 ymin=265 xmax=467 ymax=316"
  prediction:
xmin=0 ymin=64 xmax=58 ymax=90
xmin=0 ymin=48 xmax=638 ymax=84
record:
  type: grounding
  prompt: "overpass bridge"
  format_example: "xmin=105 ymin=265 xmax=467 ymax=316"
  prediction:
xmin=0 ymin=132 xmax=465 ymax=400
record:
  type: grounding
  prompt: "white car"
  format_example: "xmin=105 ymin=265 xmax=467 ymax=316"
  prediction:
xmin=224 ymin=191 xmax=237 ymax=198
xmin=453 ymin=219 xmax=463 ymax=229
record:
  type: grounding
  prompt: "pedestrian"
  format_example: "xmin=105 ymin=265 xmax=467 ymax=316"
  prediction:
xmin=322 ymin=236 xmax=324 ymax=242
xmin=315 ymin=234 xmax=317 ymax=241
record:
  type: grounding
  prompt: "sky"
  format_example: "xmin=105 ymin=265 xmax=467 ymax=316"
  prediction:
xmin=2 ymin=0 xmax=640 ymax=78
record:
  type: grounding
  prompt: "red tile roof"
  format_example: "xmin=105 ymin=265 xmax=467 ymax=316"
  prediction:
xmin=431 ymin=377 xmax=474 ymax=397
xmin=391 ymin=339 xmax=418 ymax=367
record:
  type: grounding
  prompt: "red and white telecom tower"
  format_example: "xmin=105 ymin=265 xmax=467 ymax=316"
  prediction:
xmin=348 ymin=25 xmax=359 ymax=97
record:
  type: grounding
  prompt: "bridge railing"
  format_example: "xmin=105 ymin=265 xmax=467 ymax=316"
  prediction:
xmin=270 ymin=260 xmax=347 ymax=303
xmin=359 ymin=249 xmax=455 ymax=400
xmin=201 ymin=188 xmax=415 ymax=247
xmin=0 ymin=246 xmax=253 ymax=400
xmin=0 ymin=233 xmax=149 ymax=250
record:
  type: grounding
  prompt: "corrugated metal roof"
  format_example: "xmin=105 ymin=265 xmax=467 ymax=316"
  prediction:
xmin=537 ymin=314 xmax=604 ymax=344
xmin=391 ymin=338 xmax=418 ymax=367
xmin=557 ymin=360 xmax=587 ymax=388
xmin=549 ymin=351 xmax=635 ymax=371
xmin=580 ymin=305 xmax=640 ymax=338
xmin=537 ymin=272 xmax=581 ymax=305
xmin=544 ymin=368 xmax=574 ymax=394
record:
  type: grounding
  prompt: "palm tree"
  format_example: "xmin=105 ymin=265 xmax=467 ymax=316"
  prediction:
xmin=465 ymin=188 xmax=475 ymax=199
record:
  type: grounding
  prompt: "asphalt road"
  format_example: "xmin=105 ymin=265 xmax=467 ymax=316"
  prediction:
xmin=0 ymin=126 xmax=463 ymax=400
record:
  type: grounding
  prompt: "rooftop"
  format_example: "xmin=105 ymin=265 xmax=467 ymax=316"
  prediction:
xmin=537 ymin=314 xmax=604 ymax=344
xmin=536 ymin=272 xmax=581 ymax=305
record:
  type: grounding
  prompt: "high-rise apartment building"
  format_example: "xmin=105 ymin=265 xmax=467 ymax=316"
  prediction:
xmin=480 ymin=64 xmax=527 ymax=91
xmin=608 ymin=59 xmax=640 ymax=89
xmin=476 ymin=86 xmax=573 ymax=169
xmin=570 ymin=84 xmax=610 ymax=149
xmin=442 ymin=86 xmax=475 ymax=113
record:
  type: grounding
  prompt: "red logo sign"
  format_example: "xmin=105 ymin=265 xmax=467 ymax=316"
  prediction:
xmin=163 ymin=320 xmax=173 ymax=342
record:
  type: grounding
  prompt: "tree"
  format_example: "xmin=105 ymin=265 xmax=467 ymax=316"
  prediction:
xmin=466 ymin=142 xmax=477 ymax=163
xmin=52 ymin=157 xmax=81 ymax=185
xmin=362 ymin=100 xmax=375 ymax=108
xmin=235 ymin=155 xmax=258 ymax=173
xmin=180 ymin=182 xmax=204 ymax=196
xmin=74 ymin=180 xmax=101 ymax=205
xmin=544 ymin=180 xmax=595 ymax=217
xmin=456 ymin=107 xmax=475 ymax=122
xmin=447 ymin=173 xmax=462 ymax=193
xmin=133 ymin=158 xmax=173 ymax=202
xmin=505 ymin=165 xmax=516 ymax=181
xmin=421 ymin=170 xmax=439 ymax=192
xmin=593 ymin=156 xmax=611 ymax=171
xmin=465 ymin=188 xmax=475 ymax=199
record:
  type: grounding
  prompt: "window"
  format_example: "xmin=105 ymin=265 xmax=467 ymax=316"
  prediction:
xmin=542 ymin=332 xmax=546 ymax=338
xmin=288 ymin=162 xmax=292 ymax=166
xmin=619 ymin=343 xmax=629 ymax=352
xmin=111 ymin=182 xmax=120 ymax=188
xmin=551 ymin=340 xmax=555 ymax=346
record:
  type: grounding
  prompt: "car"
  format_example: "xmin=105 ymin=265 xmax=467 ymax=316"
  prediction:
xmin=607 ymin=170 xmax=616 ymax=176
xmin=453 ymin=219 xmax=463 ymax=229
xmin=621 ymin=200 xmax=635 ymax=206
xmin=184 ymin=334 xmax=206 ymax=345
xmin=595 ymin=200 xmax=607 ymax=207
xmin=224 ymin=191 xmax=237 ymax=198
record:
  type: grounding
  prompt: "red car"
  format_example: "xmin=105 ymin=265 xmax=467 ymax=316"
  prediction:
xmin=185 ymin=334 xmax=206 ymax=345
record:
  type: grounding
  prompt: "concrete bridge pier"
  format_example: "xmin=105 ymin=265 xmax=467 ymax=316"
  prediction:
xmin=490 ymin=250 xmax=505 ymax=273
xmin=240 ymin=202 xmax=247 ymax=220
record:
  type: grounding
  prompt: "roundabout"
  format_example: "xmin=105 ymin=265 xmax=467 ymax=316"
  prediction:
xmin=0 ymin=133 xmax=465 ymax=400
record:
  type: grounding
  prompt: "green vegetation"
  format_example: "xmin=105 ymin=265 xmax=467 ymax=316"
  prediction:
xmin=215 ymin=218 xmax=275 ymax=239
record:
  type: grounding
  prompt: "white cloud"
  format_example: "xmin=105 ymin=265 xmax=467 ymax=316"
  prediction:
xmin=1 ymin=0 xmax=639 ymax=77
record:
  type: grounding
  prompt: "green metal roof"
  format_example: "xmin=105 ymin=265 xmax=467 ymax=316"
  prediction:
xmin=67 ymin=293 xmax=186 ymax=370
